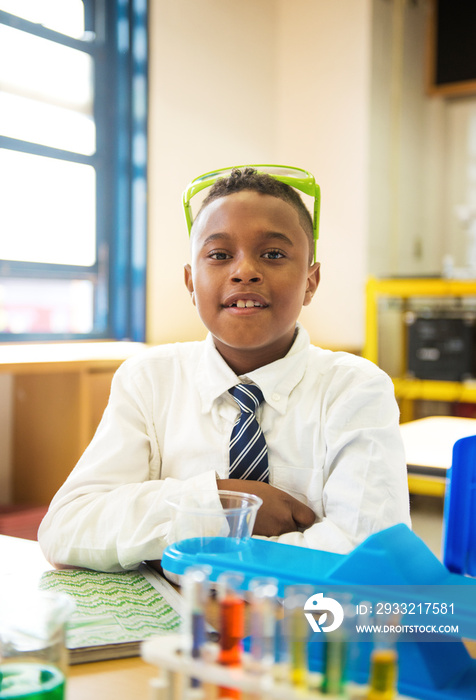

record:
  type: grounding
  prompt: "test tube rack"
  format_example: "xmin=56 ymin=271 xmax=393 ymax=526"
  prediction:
xmin=142 ymin=634 xmax=417 ymax=700
xmin=160 ymin=525 xmax=476 ymax=700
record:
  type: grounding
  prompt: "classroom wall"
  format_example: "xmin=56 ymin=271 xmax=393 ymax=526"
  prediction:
xmin=366 ymin=1 xmax=476 ymax=279
xmin=442 ymin=98 xmax=476 ymax=273
xmin=367 ymin=0 xmax=447 ymax=278
xmin=147 ymin=0 xmax=372 ymax=351
xmin=147 ymin=0 xmax=277 ymax=347
xmin=274 ymin=0 xmax=371 ymax=350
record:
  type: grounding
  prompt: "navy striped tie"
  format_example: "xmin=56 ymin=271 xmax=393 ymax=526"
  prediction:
xmin=228 ymin=384 xmax=269 ymax=482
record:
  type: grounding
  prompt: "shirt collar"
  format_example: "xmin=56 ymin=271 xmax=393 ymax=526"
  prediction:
xmin=195 ymin=323 xmax=310 ymax=416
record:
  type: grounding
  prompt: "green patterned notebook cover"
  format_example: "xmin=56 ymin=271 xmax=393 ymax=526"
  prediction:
xmin=40 ymin=567 xmax=182 ymax=664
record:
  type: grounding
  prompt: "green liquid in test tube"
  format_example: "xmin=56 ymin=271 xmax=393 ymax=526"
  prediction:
xmin=321 ymin=630 xmax=347 ymax=696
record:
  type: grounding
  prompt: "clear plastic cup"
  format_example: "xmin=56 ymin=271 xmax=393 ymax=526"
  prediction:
xmin=166 ymin=489 xmax=262 ymax=554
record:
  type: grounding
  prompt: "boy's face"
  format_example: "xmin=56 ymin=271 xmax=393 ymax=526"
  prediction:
xmin=184 ymin=191 xmax=320 ymax=374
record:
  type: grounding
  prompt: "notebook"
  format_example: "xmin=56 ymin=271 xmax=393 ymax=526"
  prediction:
xmin=39 ymin=563 xmax=184 ymax=664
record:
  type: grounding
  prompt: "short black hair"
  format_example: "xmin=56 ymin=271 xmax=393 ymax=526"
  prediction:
xmin=195 ymin=167 xmax=314 ymax=262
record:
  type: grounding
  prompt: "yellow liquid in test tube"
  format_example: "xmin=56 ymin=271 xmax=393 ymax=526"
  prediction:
xmin=367 ymin=648 xmax=398 ymax=700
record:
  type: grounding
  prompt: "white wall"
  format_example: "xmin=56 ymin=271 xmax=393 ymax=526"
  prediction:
xmin=443 ymin=98 xmax=476 ymax=273
xmin=275 ymin=0 xmax=371 ymax=349
xmin=367 ymin=0 xmax=447 ymax=278
xmin=147 ymin=0 xmax=278 ymax=346
xmin=366 ymin=0 xmax=476 ymax=280
xmin=147 ymin=0 xmax=372 ymax=350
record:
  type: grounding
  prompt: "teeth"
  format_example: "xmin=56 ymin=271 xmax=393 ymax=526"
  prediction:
xmin=232 ymin=299 xmax=263 ymax=308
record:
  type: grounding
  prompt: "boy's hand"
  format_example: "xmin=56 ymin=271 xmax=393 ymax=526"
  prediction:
xmin=216 ymin=479 xmax=316 ymax=537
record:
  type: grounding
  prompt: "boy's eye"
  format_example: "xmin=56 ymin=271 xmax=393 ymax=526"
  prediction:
xmin=263 ymin=249 xmax=285 ymax=259
xmin=208 ymin=251 xmax=231 ymax=260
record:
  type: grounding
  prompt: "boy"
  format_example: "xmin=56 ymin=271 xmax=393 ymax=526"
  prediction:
xmin=38 ymin=166 xmax=410 ymax=572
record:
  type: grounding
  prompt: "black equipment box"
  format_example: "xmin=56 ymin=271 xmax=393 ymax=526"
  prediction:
xmin=406 ymin=313 xmax=476 ymax=381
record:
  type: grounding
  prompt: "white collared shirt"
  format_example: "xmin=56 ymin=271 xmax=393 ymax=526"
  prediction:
xmin=38 ymin=324 xmax=411 ymax=572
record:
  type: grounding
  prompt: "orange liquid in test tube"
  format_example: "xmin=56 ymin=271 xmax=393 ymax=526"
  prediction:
xmin=218 ymin=593 xmax=245 ymax=699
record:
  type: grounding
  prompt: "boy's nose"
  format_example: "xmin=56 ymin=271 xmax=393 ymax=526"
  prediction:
xmin=230 ymin=256 xmax=262 ymax=283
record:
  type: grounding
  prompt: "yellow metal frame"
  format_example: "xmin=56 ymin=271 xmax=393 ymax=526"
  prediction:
xmin=364 ymin=277 xmax=476 ymax=496
xmin=364 ymin=277 xmax=476 ymax=417
xmin=407 ymin=475 xmax=446 ymax=497
xmin=364 ymin=276 xmax=476 ymax=363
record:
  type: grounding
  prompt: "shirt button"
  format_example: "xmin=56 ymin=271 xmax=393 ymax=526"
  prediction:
xmin=272 ymin=393 xmax=280 ymax=401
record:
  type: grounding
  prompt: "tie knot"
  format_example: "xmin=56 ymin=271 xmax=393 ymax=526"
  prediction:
xmin=229 ymin=384 xmax=264 ymax=414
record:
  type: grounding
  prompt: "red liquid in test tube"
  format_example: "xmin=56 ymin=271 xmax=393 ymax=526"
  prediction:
xmin=217 ymin=573 xmax=245 ymax=700
xmin=219 ymin=594 xmax=245 ymax=666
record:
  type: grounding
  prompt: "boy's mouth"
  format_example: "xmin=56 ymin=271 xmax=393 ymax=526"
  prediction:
xmin=223 ymin=293 xmax=269 ymax=309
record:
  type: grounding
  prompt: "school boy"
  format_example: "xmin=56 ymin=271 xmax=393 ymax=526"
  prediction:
xmin=38 ymin=166 xmax=410 ymax=573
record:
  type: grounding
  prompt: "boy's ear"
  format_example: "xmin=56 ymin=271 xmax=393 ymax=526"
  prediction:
xmin=184 ymin=264 xmax=195 ymax=305
xmin=303 ymin=262 xmax=320 ymax=306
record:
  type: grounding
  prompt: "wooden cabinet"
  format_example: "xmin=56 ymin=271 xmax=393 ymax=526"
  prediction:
xmin=0 ymin=342 xmax=145 ymax=505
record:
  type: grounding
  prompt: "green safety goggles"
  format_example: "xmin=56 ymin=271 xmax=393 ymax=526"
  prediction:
xmin=182 ymin=164 xmax=321 ymax=260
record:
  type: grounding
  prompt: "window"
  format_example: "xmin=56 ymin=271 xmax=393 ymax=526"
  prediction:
xmin=0 ymin=0 xmax=147 ymax=341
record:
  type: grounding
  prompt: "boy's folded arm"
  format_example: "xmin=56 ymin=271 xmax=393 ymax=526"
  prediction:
xmin=38 ymin=470 xmax=219 ymax=572
xmin=37 ymin=360 xmax=218 ymax=573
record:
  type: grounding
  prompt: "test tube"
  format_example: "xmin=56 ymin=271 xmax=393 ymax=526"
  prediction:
xmin=283 ymin=585 xmax=313 ymax=688
xmin=247 ymin=577 xmax=278 ymax=674
xmin=217 ymin=571 xmax=245 ymax=700
xmin=321 ymin=629 xmax=347 ymax=696
xmin=320 ymin=591 xmax=354 ymax=696
xmin=367 ymin=647 xmax=398 ymax=700
xmin=183 ymin=565 xmax=212 ymax=687
xmin=273 ymin=604 xmax=288 ymax=684
xmin=367 ymin=612 xmax=399 ymax=700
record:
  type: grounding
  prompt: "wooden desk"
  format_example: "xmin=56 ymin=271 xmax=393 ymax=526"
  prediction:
xmin=67 ymin=656 xmax=157 ymax=700
xmin=0 ymin=341 xmax=145 ymax=505
xmin=400 ymin=416 xmax=476 ymax=497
